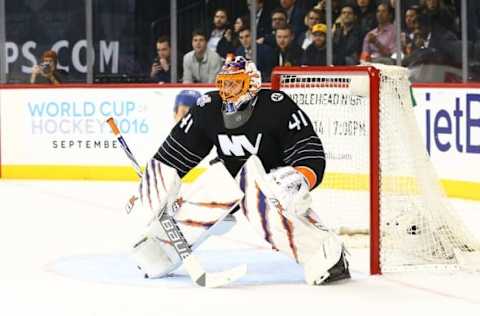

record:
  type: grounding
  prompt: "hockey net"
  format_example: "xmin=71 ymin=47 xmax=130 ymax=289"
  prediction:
xmin=271 ymin=64 xmax=480 ymax=274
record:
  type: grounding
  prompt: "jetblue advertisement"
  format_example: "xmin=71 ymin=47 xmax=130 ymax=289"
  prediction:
xmin=413 ymin=87 xmax=480 ymax=186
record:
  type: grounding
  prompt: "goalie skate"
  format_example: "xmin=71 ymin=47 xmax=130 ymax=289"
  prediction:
xmin=319 ymin=247 xmax=351 ymax=284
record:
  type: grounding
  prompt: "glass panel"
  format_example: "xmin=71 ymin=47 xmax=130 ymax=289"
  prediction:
xmin=5 ymin=0 xmax=86 ymax=83
xmin=92 ymin=0 xmax=143 ymax=83
xmin=467 ymin=1 xmax=480 ymax=82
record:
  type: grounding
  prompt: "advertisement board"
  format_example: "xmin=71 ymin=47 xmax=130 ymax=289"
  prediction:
xmin=0 ymin=85 xmax=212 ymax=180
xmin=1 ymin=84 xmax=479 ymax=200
xmin=413 ymin=85 xmax=480 ymax=199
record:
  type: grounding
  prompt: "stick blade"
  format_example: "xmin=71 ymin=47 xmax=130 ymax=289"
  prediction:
xmin=183 ymin=255 xmax=247 ymax=288
xmin=202 ymin=264 xmax=247 ymax=288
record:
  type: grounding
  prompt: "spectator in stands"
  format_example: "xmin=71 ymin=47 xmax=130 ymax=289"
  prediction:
xmin=258 ymin=8 xmax=289 ymax=48
xmin=30 ymin=50 xmax=65 ymax=84
xmin=279 ymin=0 xmax=307 ymax=39
xmin=273 ymin=25 xmax=303 ymax=66
xmin=250 ymin=0 xmax=272 ymax=39
xmin=360 ymin=3 xmax=396 ymax=64
xmin=402 ymin=13 xmax=459 ymax=67
xmin=314 ymin=0 xmax=342 ymax=23
xmin=419 ymin=0 xmax=457 ymax=33
xmin=302 ymin=23 xmax=328 ymax=66
xmin=236 ymin=27 xmax=274 ymax=81
xmin=217 ymin=15 xmax=248 ymax=58
xmin=150 ymin=36 xmax=171 ymax=83
xmin=296 ymin=8 xmax=323 ymax=50
xmin=183 ymin=29 xmax=223 ymax=83
xmin=401 ymin=6 xmax=419 ymax=55
xmin=173 ymin=90 xmax=202 ymax=123
xmin=333 ymin=4 xmax=363 ymax=65
xmin=355 ymin=0 xmax=377 ymax=39
xmin=207 ymin=8 xmax=229 ymax=52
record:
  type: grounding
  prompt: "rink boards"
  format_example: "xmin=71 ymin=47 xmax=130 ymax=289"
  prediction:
xmin=0 ymin=83 xmax=479 ymax=200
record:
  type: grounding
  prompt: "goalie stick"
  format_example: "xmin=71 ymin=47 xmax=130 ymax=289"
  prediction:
xmin=106 ymin=117 xmax=247 ymax=288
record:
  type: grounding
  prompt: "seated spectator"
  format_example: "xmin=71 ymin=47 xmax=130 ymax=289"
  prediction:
xmin=279 ymin=0 xmax=307 ymax=39
xmin=419 ymin=0 xmax=457 ymax=34
xmin=333 ymin=4 xmax=363 ymax=65
xmin=217 ymin=15 xmax=249 ymax=59
xmin=183 ymin=29 xmax=223 ymax=83
xmin=402 ymin=13 xmax=459 ymax=67
xmin=236 ymin=28 xmax=275 ymax=81
xmin=251 ymin=0 xmax=272 ymax=39
xmin=273 ymin=25 xmax=303 ymax=67
xmin=207 ymin=8 xmax=229 ymax=53
xmin=173 ymin=90 xmax=201 ymax=123
xmin=258 ymin=8 xmax=289 ymax=48
xmin=302 ymin=23 xmax=327 ymax=66
xmin=30 ymin=50 xmax=65 ymax=84
xmin=296 ymin=8 xmax=323 ymax=50
xmin=150 ymin=36 xmax=171 ymax=83
xmin=401 ymin=6 xmax=419 ymax=56
xmin=360 ymin=3 xmax=396 ymax=65
xmin=314 ymin=0 xmax=342 ymax=22
xmin=355 ymin=0 xmax=377 ymax=39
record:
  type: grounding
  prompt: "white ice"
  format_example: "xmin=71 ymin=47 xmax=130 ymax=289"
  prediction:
xmin=1 ymin=179 xmax=480 ymax=316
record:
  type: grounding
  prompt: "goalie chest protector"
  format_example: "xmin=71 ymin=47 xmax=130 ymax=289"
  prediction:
xmin=156 ymin=89 xmax=325 ymax=187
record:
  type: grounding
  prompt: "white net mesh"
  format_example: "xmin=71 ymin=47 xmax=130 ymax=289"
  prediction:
xmin=275 ymin=64 xmax=480 ymax=272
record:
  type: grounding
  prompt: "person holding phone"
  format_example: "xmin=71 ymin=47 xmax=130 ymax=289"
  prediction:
xmin=150 ymin=36 xmax=171 ymax=83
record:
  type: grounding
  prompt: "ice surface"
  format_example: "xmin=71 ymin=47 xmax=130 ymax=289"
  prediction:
xmin=1 ymin=180 xmax=479 ymax=316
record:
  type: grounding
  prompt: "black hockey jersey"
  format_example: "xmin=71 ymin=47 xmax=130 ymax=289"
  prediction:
xmin=154 ymin=89 xmax=326 ymax=189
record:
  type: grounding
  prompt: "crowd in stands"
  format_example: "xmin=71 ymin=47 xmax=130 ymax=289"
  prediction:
xmin=149 ymin=0 xmax=466 ymax=83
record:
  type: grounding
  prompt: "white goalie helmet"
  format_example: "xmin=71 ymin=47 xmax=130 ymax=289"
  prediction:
xmin=215 ymin=55 xmax=262 ymax=112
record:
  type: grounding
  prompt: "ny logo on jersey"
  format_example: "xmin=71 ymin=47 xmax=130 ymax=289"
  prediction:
xmin=218 ymin=134 xmax=263 ymax=156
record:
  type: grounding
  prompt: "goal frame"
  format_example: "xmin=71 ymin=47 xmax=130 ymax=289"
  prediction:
xmin=271 ymin=66 xmax=382 ymax=275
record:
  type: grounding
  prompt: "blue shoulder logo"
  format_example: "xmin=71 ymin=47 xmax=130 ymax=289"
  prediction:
xmin=196 ymin=94 xmax=211 ymax=107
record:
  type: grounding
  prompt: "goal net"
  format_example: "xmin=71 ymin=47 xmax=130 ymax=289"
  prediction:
xmin=271 ymin=64 xmax=480 ymax=274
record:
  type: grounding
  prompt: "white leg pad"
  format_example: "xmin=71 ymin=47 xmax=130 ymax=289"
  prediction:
xmin=131 ymin=219 xmax=182 ymax=278
xmin=238 ymin=155 xmax=346 ymax=284
xmin=132 ymin=161 xmax=244 ymax=278
xmin=139 ymin=158 xmax=181 ymax=214
xmin=303 ymin=232 xmax=343 ymax=285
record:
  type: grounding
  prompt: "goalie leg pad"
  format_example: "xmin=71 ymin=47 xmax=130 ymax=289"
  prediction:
xmin=131 ymin=218 xmax=182 ymax=279
xmin=140 ymin=158 xmax=181 ymax=214
xmin=238 ymin=155 xmax=349 ymax=284
xmin=133 ymin=161 xmax=244 ymax=278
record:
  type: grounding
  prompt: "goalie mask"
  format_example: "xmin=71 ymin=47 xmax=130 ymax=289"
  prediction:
xmin=216 ymin=56 xmax=261 ymax=114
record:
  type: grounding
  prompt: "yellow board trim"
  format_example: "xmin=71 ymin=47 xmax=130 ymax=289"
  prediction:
xmin=1 ymin=165 xmax=480 ymax=200
xmin=1 ymin=165 xmax=203 ymax=183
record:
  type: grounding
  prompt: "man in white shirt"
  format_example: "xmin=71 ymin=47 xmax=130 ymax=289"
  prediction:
xmin=183 ymin=29 xmax=223 ymax=83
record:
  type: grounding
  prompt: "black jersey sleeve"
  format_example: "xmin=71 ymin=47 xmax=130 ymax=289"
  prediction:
xmin=276 ymin=91 xmax=326 ymax=189
xmin=153 ymin=104 xmax=213 ymax=178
